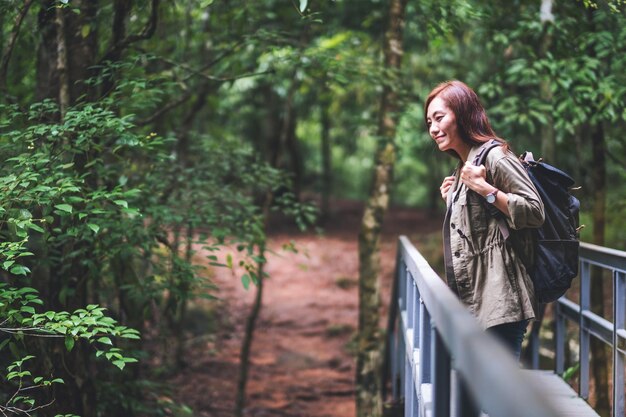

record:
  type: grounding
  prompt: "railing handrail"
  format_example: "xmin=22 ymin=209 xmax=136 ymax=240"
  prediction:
xmin=386 ymin=236 xmax=563 ymax=416
xmin=544 ymin=240 xmax=626 ymax=416
xmin=579 ymin=241 xmax=626 ymax=271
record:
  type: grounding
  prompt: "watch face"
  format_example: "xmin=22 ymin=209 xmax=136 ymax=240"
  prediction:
xmin=486 ymin=193 xmax=496 ymax=204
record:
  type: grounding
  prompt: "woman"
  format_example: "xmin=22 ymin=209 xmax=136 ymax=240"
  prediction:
xmin=424 ymin=80 xmax=544 ymax=359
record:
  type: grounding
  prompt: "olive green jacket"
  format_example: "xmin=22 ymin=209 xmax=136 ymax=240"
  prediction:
xmin=443 ymin=144 xmax=545 ymax=329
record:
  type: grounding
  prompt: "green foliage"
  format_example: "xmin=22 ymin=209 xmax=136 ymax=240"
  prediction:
xmin=2 ymin=0 xmax=626 ymax=414
xmin=563 ymin=361 xmax=581 ymax=382
xmin=1 ymin=356 xmax=64 ymax=416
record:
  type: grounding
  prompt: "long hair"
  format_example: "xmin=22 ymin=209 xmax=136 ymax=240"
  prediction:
xmin=424 ymin=80 xmax=506 ymax=158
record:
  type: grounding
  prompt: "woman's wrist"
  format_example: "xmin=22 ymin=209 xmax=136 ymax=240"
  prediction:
xmin=472 ymin=180 xmax=495 ymax=197
xmin=482 ymin=186 xmax=498 ymax=198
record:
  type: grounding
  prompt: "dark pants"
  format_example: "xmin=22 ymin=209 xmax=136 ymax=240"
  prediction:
xmin=487 ymin=320 xmax=529 ymax=361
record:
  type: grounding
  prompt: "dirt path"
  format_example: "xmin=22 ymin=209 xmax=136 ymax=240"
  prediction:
xmin=169 ymin=202 xmax=443 ymax=417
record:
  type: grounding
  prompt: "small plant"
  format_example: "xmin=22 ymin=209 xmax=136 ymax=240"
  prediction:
xmin=326 ymin=323 xmax=354 ymax=337
xmin=563 ymin=362 xmax=580 ymax=383
xmin=335 ymin=276 xmax=357 ymax=290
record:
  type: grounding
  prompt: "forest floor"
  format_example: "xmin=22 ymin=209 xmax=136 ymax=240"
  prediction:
xmin=167 ymin=200 xmax=444 ymax=417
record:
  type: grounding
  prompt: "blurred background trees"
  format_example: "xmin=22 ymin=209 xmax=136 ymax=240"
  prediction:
xmin=1 ymin=0 xmax=625 ymax=416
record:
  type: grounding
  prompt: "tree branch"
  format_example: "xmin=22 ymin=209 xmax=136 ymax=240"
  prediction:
xmin=101 ymin=0 xmax=160 ymax=63
xmin=134 ymin=89 xmax=194 ymax=126
xmin=144 ymin=48 xmax=271 ymax=83
xmin=122 ymin=0 xmax=159 ymax=45
xmin=134 ymin=68 xmax=271 ymax=127
xmin=0 ymin=0 xmax=35 ymax=93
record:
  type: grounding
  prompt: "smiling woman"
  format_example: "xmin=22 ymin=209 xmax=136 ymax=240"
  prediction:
xmin=426 ymin=97 xmax=461 ymax=155
xmin=423 ymin=80 xmax=545 ymax=361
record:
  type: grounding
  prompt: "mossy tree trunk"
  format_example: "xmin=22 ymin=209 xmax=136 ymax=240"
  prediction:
xmin=320 ymin=81 xmax=332 ymax=220
xmin=539 ymin=0 xmax=556 ymax=163
xmin=590 ymin=123 xmax=610 ymax=415
xmin=356 ymin=0 xmax=407 ymax=415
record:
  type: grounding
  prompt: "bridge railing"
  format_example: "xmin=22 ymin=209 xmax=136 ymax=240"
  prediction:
xmin=383 ymin=236 xmax=564 ymax=417
xmin=526 ymin=242 xmax=626 ymax=417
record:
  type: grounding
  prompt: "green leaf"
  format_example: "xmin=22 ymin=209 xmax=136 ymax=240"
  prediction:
xmin=299 ymin=0 xmax=308 ymax=12
xmin=21 ymin=306 xmax=35 ymax=314
xmin=113 ymin=200 xmax=128 ymax=208
xmin=97 ymin=337 xmax=113 ymax=345
xmin=0 ymin=338 xmax=10 ymax=351
xmin=241 ymin=274 xmax=250 ymax=290
xmin=87 ymin=223 xmax=100 ymax=234
xmin=64 ymin=335 xmax=75 ymax=352
xmin=27 ymin=223 xmax=45 ymax=233
xmin=10 ymin=265 xmax=30 ymax=276
xmin=563 ymin=362 xmax=580 ymax=382
xmin=55 ymin=204 xmax=73 ymax=213
xmin=81 ymin=24 xmax=91 ymax=38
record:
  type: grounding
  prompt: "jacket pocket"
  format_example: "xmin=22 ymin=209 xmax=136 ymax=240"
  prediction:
xmin=462 ymin=189 xmax=490 ymax=236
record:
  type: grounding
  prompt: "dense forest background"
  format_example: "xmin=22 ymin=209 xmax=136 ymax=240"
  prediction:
xmin=1 ymin=0 xmax=625 ymax=416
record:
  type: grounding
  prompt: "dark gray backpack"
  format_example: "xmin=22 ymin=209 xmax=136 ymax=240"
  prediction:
xmin=474 ymin=140 xmax=581 ymax=304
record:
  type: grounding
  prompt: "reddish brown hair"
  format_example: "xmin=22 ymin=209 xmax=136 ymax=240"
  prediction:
xmin=424 ymin=80 xmax=506 ymax=158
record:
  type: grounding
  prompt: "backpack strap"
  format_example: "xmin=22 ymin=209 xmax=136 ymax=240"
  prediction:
xmin=472 ymin=139 xmax=510 ymax=240
xmin=472 ymin=139 xmax=502 ymax=166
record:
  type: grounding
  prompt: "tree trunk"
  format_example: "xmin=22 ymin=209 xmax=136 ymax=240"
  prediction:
xmin=285 ymin=110 xmax=303 ymax=201
xmin=55 ymin=5 xmax=70 ymax=118
xmin=34 ymin=3 xmax=103 ymax=416
xmin=234 ymin=73 xmax=297 ymax=415
xmin=235 ymin=191 xmax=273 ymax=417
xmin=36 ymin=1 xmax=59 ymax=102
xmin=0 ymin=0 xmax=34 ymax=94
xmin=235 ymin=244 xmax=267 ymax=417
xmin=356 ymin=0 xmax=407 ymax=415
xmin=539 ymin=0 xmax=555 ymax=163
xmin=590 ymin=123 xmax=610 ymax=415
xmin=320 ymin=83 xmax=332 ymax=220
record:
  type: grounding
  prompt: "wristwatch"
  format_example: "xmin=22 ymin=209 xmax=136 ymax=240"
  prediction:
xmin=485 ymin=188 xmax=499 ymax=204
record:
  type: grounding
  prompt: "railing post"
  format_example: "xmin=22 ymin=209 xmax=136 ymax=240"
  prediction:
xmin=399 ymin=327 xmax=406 ymax=402
xmin=456 ymin=373 xmax=480 ymax=417
xmin=554 ymin=301 xmax=566 ymax=375
xmin=410 ymin=278 xmax=420 ymax=417
xmin=388 ymin=252 xmax=405 ymax=401
xmin=528 ymin=318 xmax=540 ymax=369
xmin=579 ymin=261 xmax=591 ymax=400
xmin=391 ymin=314 xmax=400 ymax=399
xmin=432 ymin=328 xmax=451 ymax=417
xmin=407 ymin=270 xmax=415 ymax=331
xmin=413 ymin=280 xmax=420 ymax=350
xmin=613 ymin=270 xmax=625 ymax=417
xmin=404 ymin=348 xmax=412 ymax=417
xmin=399 ymin=259 xmax=407 ymax=311
xmin=419 ymin=301 xmax=431 ymax=386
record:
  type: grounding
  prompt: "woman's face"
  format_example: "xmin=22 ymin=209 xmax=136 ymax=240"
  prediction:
xmin=426 ymin=96 xmax=462 ymax=153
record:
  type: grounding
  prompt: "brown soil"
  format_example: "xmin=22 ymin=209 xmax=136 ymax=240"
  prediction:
xmin=168 ymin=201 xmax=443 ymax=417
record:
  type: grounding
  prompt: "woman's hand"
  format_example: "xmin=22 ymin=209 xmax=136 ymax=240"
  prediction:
xmin=460 ymin=162 xmax=490 ymax=195
xmin=440 ymin=175 xmax=456 ymax=201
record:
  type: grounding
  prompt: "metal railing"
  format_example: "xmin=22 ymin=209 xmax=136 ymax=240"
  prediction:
xmin=527 ymin=242 xmax=626 ymax=417
xmin=383 ymin=236 xmax=563 ymax=417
